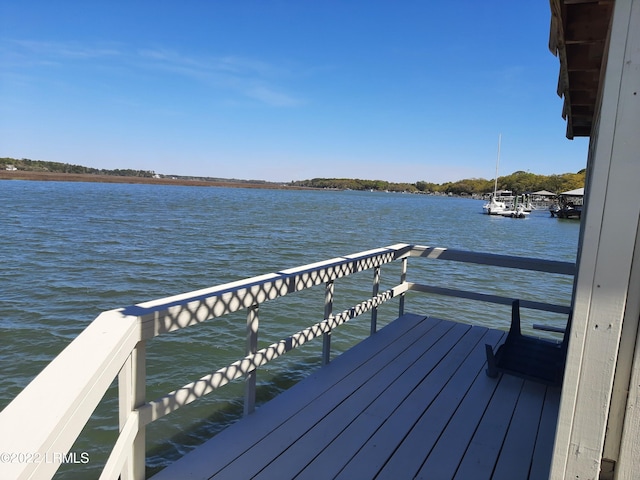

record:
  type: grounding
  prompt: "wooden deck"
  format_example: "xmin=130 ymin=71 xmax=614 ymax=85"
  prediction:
xmin=150 ymin=314 xmax=560 ymax=479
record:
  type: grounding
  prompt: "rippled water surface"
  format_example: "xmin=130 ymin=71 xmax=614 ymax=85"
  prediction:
xmin=0 ymin=180 xmax=580 ymax=477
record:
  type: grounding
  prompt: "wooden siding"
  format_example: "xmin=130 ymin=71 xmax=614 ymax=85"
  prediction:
xmin=151 ymin=315 xmax=560 ymax=480
xmin=550 ymin=0 xmax=640 ymax=478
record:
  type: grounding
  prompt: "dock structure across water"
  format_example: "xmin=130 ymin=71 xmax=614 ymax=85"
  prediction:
xmin=0 ymin=243 xmax=574 ymax=480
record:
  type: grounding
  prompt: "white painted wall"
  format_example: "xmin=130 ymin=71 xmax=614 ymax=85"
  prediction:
xmin=550 ymin=0 xmax=640 ymax=478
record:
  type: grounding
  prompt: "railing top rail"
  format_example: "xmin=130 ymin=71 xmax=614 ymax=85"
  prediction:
xmin=409 ymin=245 xmax=576 ymax=276
xmin=128 ymin=243 xmax=573 ymax=341
xmin=131 ymin=243 xmax=412 ymax=340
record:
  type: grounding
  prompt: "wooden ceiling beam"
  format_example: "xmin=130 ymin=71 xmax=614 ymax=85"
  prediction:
xmin=564 ymin=3 xmax=612 ymax=44
xmin=565 ymin=43 xmax=605 ymax=71
xmin=567 ymin=90 xmax=598 ymax=106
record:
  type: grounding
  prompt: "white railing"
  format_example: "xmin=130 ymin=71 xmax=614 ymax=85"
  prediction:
xmin=0 ymin=244 xmax=575 ymax=480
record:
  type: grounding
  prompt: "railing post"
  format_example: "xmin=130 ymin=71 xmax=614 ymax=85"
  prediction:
xmin=323 ymin=280 xmax=334 ymax=365
xmin=399 ymin=256 xmax=408 ymax=316
xmin=244 ymin=304 xmax=259 ymax=416
xmin=118 ymin=341 xmax=146 ymax=480
xmin=371 ymin=266 xmax=381 ymax=334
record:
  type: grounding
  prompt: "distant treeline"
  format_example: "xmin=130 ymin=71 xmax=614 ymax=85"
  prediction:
xmin=2 ymin=157 xmax=585 ymax=195
xmin=291 ymin=169 xmax=586 ymax=195
xmin=1 ymin=157 xmax=155 ymax=178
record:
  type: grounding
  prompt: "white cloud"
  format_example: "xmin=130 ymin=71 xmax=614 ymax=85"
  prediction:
xmin=245 ymin=85 xmax=303 ymax=107
xmin=136 ymin=48 xmax=303 ymax=107
xmin=9 ymin=39 xmax=122 ymax=59
xmin=3 ymin=39 xmax=304 ymax=108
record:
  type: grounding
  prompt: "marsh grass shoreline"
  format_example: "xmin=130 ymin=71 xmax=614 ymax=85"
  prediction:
xmin=0 ymin=170 xmax=300 ymax=190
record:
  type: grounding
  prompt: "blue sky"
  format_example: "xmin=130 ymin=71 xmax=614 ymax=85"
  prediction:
xmin=0 ymin=1 xmax=589 ymax=183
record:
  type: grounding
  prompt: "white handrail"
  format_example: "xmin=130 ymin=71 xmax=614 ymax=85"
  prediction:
xmin=0 ymin=311 xmax=140 ymax=480
xmin=100 ymin=411 xmax=139 ymax=480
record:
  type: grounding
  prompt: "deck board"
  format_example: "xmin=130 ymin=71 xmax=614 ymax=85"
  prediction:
xmin=259 ymin=323 xmax=469 ymax=479
xmin=218 ymin=319 xmax=463 ymax=479
xmin=453 ymin=374 xmax=525 ymax=479
xmin=375 ymin=328 xmax=504 ymax=479
xmin=333 ymin=324 xmax=487 ymax=480
xmin=492 ymin=381 xmax=547 ymax=480
xmin=529 ymin=387 xmax=561 ymax=479
xmin=292 ymin=328 xmax=471 ymax=479
xmin=413 ymin=341 xmax=504 ymax=479
xmin=216 ymin=316 xmax=451 ymax=479
xmin=151 ymin=315 xmax=560 ymax=480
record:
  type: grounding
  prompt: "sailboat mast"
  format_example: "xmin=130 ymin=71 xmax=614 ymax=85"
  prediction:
xmin=493 ymin=133 xmax=501 ymax=196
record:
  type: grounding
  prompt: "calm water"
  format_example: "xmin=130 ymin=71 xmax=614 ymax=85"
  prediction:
xmin=0 ymin=180 xmax=579 ymax=477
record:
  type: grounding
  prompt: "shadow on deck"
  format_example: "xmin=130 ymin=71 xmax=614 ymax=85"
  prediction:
xmin=151 ymin=314 xmax=560 ymax=479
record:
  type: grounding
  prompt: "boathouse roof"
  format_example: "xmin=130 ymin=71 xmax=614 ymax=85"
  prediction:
xmin=549 ymin=0 xmax=615 ymax=139
xmin=560 ymin=187 xmax=585 ymax=196
xmin=531 ymin=189 xmax=557 ymax=196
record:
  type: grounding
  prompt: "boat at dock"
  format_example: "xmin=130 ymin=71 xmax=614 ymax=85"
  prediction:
xmin=498 ymin=205 xmax=530 ymax=218
xmin=549 ymin=187 xmax=584 ymax=219
xmin=482 ymin=194 xmax=508 ymax=215
xmin=481 ymin=135 xmax=532 ymax=217
xmin=484 ymin=193 xmax=532 ymax=217
xmin=483 ymin=135 xmax=509 ymax=215
xmin=506 ymin=194 xmax=533 ymax=218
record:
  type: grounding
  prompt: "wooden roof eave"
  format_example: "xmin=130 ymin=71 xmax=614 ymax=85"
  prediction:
xmin=549 ymin=0 xmax=574 ymax=138
xmin=548 ymin=0 xmax=615 ymax=140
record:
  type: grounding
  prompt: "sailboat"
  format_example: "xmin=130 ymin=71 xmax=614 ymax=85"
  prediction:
xmin=482 ymin=134 xmax=508 ymax=215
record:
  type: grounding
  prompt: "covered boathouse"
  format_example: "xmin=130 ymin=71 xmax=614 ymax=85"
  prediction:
xmin=0 ymin=0 xmax=639 ymax=479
